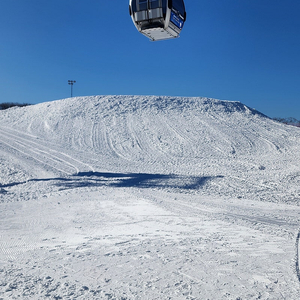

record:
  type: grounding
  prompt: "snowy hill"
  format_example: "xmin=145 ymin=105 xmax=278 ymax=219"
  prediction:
xmin=1 ymin=95 xmax=300 ymax=299
xmin=1 ymin=95 xmax=299 ymax=202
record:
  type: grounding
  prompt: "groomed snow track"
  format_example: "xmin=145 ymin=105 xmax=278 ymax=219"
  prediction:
xmin=1 ymin=95 xmax=300 ymax=299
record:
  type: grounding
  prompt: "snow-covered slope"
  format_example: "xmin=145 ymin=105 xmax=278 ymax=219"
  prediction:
xmin=1 ymin=95 xmax=300 ymax=299
xmin=1 ymin=95 xmax=299 ymax=202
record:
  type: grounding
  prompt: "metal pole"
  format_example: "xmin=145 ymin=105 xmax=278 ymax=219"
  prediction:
xmin=68 ymin=80 xmax=76 ymax=97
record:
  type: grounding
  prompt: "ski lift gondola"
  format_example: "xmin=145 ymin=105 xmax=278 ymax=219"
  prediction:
xmin=129 ymin=0 xmax=186 ymax=41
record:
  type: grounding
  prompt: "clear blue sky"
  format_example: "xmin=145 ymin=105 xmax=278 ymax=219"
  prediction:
xmin=0 ymin=0 xmax=299 ymax=118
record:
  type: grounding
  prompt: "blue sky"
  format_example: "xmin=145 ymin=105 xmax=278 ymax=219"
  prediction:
xmin=0 ymin=0 xmax=299 ymax=118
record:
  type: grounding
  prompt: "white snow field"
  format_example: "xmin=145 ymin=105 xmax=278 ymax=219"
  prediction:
xmin=0 ymin=95 xmax=300 ymax=299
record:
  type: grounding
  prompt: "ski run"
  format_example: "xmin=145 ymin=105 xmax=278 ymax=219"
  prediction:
xmin=0 ymin=95 xmax=300 ymax=299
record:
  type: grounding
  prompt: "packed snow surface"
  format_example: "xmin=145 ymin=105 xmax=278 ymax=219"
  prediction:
xmin=0 ymin=95 xmax=300 ymax=299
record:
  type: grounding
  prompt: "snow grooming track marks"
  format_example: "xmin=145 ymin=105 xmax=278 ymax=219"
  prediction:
xmin=0 ymin=127 xmax=94 ymax=176
xmin=0 ymin=135 xmax=76 ymax=175
xmin=1 ymin=96 xmax=300 ymax=299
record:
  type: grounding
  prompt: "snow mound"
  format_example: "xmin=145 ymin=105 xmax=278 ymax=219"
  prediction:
xmin=1 ymin=95 xmax=300 ymax=299
xmin=1 ymin=95 xmax=300 ymax=203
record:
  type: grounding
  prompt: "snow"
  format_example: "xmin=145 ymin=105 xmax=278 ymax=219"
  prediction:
xmin=0 ymin=95 xmax=300 ymax=299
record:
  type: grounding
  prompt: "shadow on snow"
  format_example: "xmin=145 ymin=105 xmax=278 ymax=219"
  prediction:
xmin=59 ymin=172 xmax=224 ymax=191
xmin=0 ymin=172 xmax=224 ymax=191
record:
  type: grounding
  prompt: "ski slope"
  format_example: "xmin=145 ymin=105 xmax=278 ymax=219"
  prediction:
xmin=0 ymin=95 xmax=300 ymax=299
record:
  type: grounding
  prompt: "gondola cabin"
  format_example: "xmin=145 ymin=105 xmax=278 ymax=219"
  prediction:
xmin=129 ymin=0 xmax=186 ymax=41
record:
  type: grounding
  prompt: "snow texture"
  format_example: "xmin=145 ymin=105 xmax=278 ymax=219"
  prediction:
xmin=0 ymin=95 xmax=300 ymax=299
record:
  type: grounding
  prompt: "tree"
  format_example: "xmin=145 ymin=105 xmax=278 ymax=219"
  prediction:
xmin=0 ymin=102 xmax=31 ymax=110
